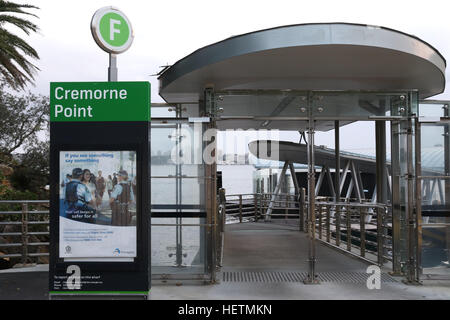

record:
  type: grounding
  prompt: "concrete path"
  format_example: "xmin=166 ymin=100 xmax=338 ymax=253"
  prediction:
xmin=0 ymin=270 xmax=48 ymax=300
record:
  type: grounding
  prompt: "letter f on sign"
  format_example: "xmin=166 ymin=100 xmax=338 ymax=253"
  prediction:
xmin=110 ymin=19 xmax=121 ymax=41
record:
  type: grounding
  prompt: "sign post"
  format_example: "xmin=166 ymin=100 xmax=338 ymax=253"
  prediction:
xmin=91 ymin=6 xmax=134 ymax=81
xmin=49 ymin=8 xmax=150 ymax=300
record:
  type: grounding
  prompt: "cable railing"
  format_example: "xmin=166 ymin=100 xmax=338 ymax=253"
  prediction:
xmin=0 ymin=200 xmax=50 ymax=266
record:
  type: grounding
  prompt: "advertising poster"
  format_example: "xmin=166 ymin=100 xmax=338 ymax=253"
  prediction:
xmin=59 ymin=151 xmax=137 ymax=259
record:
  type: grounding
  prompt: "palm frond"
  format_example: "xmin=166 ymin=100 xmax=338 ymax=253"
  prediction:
xmin=0 ymin=14 xmax=38 ymax=35
xmin=0 ymin=28 xmax=39 ymax=59
xmin=0 ymin=1 xmax=39 ymax=89
xmin=0 ymin=1 xmax=38 ymax=18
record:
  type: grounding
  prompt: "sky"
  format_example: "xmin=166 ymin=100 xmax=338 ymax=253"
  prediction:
xmin=14 ymin=0 xmax=450 ymax=153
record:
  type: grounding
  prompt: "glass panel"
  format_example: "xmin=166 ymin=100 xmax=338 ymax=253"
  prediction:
xmin=151 ymin=105 xmax=176 ymax=118
xmin=420 ymin=104 xmax=450 ymax=275
xmin=152 ymin=165 xmax=205 ymax=206
xmin=419 ymin=103 xmax=445 ymax=120
xmin=312 ymin=92 xmax=408 ymax=119
xmin=421 ymin=124 xmax=446 ymax=176
xmin=151 ymin=126 xmax=177 ymax=174
xmin=216 ymin=91 xmax=416 ymax=120
xmin=151 ymin=218 xmax=206 ymax=275
xmin=217 ymin=93 xmax=307 ymax=118
xmin=151 ymin=119 xmax=208 ymax=277
xmin=152 ymin=124 xmax=204 ymax=165
xmin=421 ymin=221 xmax=450 ymax=274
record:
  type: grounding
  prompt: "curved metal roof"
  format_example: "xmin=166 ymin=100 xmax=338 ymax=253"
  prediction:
xmin=159 ymin=23 xmax=446 ymax=103
xmin=249 ymin=140 xmax=379 ymax=173
xmin=249 ymin=140 xmax=446 ymax=175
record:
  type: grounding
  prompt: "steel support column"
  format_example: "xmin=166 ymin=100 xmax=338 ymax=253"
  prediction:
xmin=326 ymin=166 xmax=336 ymax=199
xmin=406 ymin=117 xmax=416 ymax=283
xmin=391 ymin=94 xmax=416 ymax=279
xmin=204 ymin=88 xmax=217 ymax=283
xmin=391 ymin=117 xmax=403 ymax=275
xmin=315 ymin=166 xmax=326 ymax=197
xmin=305 ymin=94 xmax=319 ymax=284
xmin=340 ymin=161 xmax=351 ymax=195
xmin=445 ymin=104 xmax=450 ymax=205
xmin=289 ymin=162 xmax=300 ymax=197
xmin=350 ymin=161 xmax=363 ymax=203
xmin=444 ymin=104 xmax=450 ymax=266
xmin=415 ymin=119 xmax=423 ymax=282
xmin=335 ymin=121 xmax=341 ymax=202
xmin=376 ymin=121 xmax=388 ymax=265
xmin=175 ymin=104 xmax=184 ymax=268
xmin=266 ymin=162 xmax=289 ymax=221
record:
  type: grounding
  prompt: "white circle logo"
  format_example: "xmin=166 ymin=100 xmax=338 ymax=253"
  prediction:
xmin=91 ymin=6 xmax=134 ymax=54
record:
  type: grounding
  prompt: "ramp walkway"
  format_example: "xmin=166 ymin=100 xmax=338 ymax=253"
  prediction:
xmin=152 ymin=222 xmax=450 ymax=300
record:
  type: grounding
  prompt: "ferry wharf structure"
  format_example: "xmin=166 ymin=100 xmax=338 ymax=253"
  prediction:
xmin=154 ymin=23 xmax=449 ymax=286
xmin=0 ymin=22 xmax=449 ymax=300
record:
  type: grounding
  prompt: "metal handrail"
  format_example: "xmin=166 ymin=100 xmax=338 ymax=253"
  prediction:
xmin=312 ymin=202 xmax=391 ymax=265
xmin=0 ymin=200 xmax=50 ymax=265
xmin=224 ymin=193 xmax=391 ymax=266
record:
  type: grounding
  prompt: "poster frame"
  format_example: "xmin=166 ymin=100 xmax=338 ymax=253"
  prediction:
xmin=49 ymin=121 xmax=151 ymax=294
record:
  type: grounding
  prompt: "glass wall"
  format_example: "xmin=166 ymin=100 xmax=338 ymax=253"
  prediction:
xmin=419 ymin=102 xmax=450 ymax=278
xmin=151 ymin=104 xmax=208 ymax=278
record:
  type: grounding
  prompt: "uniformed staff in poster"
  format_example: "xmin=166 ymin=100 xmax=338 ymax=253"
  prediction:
xmin=62 ymin=167 xmax=136 ymax=227
xmin=64 ymin=168 xmax=98 ymax=224
xmin=109 ymin=170 xmax=134 ymax=226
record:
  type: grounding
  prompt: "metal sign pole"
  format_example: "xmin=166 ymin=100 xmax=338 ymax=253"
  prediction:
xmin=109 ymin=53 xmax=118 ymax=82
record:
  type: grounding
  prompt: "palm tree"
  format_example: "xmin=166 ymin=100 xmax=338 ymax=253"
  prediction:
xmin=0 ymin=1 xmax=39 ymax=90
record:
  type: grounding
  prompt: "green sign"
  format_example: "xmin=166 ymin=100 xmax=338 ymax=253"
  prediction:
xmin=91 ymin=7 xmax=134 ymax=54
xmin=50 ymin=82 xmax=150 ymax=122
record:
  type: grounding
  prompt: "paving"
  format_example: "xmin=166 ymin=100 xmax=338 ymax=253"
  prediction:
xmin=0 ymin=267 xmax=49 ymax=300
xmin=1 ymin=222 xmax=450 ymax=300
